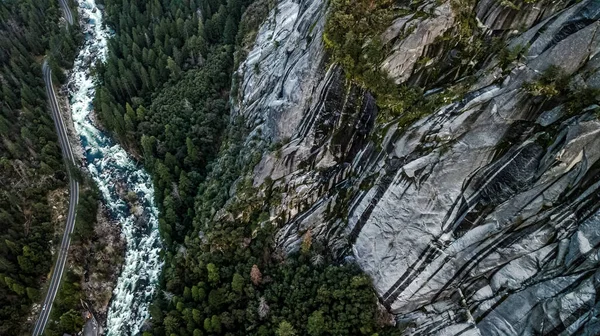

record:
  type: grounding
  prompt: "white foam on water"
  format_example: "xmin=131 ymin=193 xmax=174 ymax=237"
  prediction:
xmin=67 ymin=1 xmax=163 ymax=335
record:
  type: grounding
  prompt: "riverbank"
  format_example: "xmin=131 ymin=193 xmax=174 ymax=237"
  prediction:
xmin=55 ymin=42 xmax=126 ymax=327
xmin=71 ymin=203 xmax=126 ymax=330
xmin=64 ymin=1 xmax=163 ymax=334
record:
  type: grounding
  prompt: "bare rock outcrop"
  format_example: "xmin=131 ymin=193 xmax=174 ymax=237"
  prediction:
xmin=230 ymin=0 xmax=600 ymax=334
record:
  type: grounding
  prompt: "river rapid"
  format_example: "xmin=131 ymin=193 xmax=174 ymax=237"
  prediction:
xmin=67 ymin=1 xmax=162 ymax=334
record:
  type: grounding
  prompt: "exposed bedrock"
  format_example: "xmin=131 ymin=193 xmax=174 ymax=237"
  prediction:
xmin=232 ymin=0 xmax=600 ymax=334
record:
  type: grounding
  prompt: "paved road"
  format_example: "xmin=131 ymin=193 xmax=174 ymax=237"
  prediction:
xmin=58 ymin=0 xmax=74 ymax=25
xmin=32 ymin=61 xmax=80 ymax=336
xmin=32 ymin=3 xmax=79 ymax=334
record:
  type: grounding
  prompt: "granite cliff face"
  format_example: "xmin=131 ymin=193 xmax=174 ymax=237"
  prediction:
xmin=232 ymin=0 xmax=600 ymax=334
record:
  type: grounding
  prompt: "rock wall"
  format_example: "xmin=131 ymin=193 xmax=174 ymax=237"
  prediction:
xmin=233 ymin=0 xmax=600 ymax=335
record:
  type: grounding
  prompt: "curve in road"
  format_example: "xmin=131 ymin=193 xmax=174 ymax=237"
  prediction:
xmin=32 ymin=60 xmax=80 ymax=336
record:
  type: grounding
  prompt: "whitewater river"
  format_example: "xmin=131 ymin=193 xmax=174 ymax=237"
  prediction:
xmin=67 ymin=1 xmax=162 ymax=334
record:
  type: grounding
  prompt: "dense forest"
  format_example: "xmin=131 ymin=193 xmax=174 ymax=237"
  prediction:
xmin=0 ymin=0 xmax=80 ymax=334
xmin=93 ymin=0 xmax=400 ymax=335
xmin=94 ymin=0 xmax=242 ymax=245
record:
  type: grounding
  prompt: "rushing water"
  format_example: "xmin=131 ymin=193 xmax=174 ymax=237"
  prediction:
xmin=67 ymin=1 xmax=162 ymax=334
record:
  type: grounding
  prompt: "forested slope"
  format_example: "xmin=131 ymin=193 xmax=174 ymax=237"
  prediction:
xmin=0 ymin=0 xmax=79 ymax=333
xmin=94 ymin=0 xmax=244 ymax=245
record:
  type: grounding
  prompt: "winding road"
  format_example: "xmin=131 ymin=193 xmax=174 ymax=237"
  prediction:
xmin=32 ymin=60 xmax=80 ymax=336
xmin=32 ymin=2 xmax=79 ymax=334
